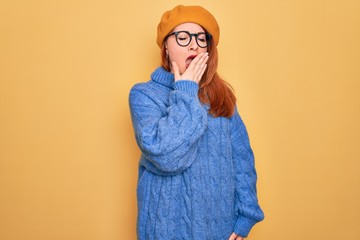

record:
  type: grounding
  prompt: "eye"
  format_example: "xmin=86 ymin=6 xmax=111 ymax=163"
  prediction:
xmin=176 ymin=32 xmax=190 ymax=41
xmin=197 ymin=33 xmax=207 ymax=42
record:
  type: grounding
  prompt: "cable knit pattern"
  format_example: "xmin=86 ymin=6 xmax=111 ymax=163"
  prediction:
xmin=129 ymin=67 xmax=264 ymax=239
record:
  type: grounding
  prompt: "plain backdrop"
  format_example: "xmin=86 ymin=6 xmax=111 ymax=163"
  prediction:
xmin=1 ymin=0 xmax=359 ymax=239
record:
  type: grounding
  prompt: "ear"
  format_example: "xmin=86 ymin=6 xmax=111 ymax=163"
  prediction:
xmin=165 ymin=44 xmax=169 ymax=56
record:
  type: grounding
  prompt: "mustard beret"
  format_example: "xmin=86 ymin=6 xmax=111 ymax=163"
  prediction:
xmin=156 ymin=5 xmax=220 ymax=48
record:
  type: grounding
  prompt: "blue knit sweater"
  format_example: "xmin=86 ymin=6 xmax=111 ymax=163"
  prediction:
xmin=129 ymin=67 xmax=264 ymax=240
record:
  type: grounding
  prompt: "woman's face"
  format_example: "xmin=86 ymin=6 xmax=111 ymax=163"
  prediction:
xmin=165 ymin=23 xmax=208 ymax=75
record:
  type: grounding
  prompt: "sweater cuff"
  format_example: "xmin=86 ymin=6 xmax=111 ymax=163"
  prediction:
xmin=173 ymin=80 xmax=199 ymax=97
xmin=233 ymin=216 xmax=258 ymax=238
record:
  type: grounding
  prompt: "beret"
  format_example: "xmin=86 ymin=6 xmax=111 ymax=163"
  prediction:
xmin=157 ymin=5 xmax=220 ymax=47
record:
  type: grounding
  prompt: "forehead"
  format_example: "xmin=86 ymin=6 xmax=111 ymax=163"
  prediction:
xmin=173 ymin=22 xmax=205 ymax=33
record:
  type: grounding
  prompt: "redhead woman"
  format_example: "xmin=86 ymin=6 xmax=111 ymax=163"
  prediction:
xmin=129 ymin=5 xmax=264 ymax=240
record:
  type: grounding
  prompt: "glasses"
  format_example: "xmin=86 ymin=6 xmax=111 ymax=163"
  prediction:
xmin=166 ymin=31 xmax=212 ymax=48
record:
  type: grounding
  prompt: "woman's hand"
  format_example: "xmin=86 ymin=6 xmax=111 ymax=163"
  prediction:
xmin=228 ymin=232 xmax=244 ymax=240
xmin=172 ymin=52 xmax=209 ymax=83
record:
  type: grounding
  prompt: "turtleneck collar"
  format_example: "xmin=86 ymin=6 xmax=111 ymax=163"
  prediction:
xmin=150 ymin=67 xmax=174 ymax=88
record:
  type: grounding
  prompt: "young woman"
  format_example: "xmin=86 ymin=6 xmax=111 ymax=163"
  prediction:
xmin=129 ymin=5 xmax=264 ymax=240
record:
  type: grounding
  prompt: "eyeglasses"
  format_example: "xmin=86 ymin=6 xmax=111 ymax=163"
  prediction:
xmin=166 ymin=31 xmax=212 ymax=48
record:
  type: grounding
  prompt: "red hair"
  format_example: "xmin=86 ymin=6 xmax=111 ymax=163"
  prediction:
xmin=161 ymin=38 xmax=236 ymax=118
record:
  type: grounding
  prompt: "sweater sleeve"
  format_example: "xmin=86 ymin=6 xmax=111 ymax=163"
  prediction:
xmin=230 ymin=107 xmax=264 ymax=237
xmin=129 ymin=80 xmax=208 ymax=175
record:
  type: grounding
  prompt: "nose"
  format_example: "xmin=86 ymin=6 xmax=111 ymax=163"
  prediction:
xmin=188 ymin=35 xmax=198 ymax=51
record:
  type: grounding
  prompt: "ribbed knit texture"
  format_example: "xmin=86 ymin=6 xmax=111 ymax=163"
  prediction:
xmin=129 ymin=67 xmax=264 ymax=240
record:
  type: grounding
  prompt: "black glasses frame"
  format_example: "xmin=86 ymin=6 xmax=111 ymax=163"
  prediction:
xmin=165 ymin=31 xmax=212 ymax=48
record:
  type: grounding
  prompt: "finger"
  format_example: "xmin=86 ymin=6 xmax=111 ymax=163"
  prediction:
xmin=171 ymin=61 xmax=181 ymax=81
xmin=195 ymin=52 xmax=208 ymax=70
xmin=192 ymin=53 xmax=208 ymax=81
xmin=197 ymin=53 xmax=209 ymax=73
xmin=228 ymin=232 xmax=237 ymax=240
xmin=195 ymin=61 xmax=207 ymax=82
xmin=196 ymin=55 xmax=209 ymax=82
xmin=196 ymin=63 xmax=207 ymax=83
xmin=199 ymin=55 xmax=209 ymax=74
xmin=198 ymin=52 xmax=209 ymax=66
xmin=235 ymin=236 xmax=244 ymax=240
xmin=188 ymin=52 xmax=207 ymax=71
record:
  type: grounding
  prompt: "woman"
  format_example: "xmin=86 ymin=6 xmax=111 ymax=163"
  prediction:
xmin=129 ymin=5 xmax=264 ymax=240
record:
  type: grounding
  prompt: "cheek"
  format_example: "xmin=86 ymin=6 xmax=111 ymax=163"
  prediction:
xmin=168 ymin=46 xmax=183 ymax=60
xmin=168 ymin=50 xmax=187 ymax=72
xmin=200 ymin=47 xmax=208 ymax=53
xmin=166 ymin=39 xmax=186 ymax=61
xmin=167 ymin=49 xmax=176 ymax=61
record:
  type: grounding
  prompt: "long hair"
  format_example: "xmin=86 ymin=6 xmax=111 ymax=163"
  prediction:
xmin=161 ymin=38 xmax=236 ymax=118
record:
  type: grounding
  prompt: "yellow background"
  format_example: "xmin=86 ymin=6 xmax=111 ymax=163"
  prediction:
xmin=1 ymin=0 xmax=359 ymax=239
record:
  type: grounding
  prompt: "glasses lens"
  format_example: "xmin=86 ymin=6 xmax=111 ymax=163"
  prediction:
xmin=196 ymin=33 xmax=209 ymax=48
xmin=173 ymin=32 xmax=210 ymax=48
xmin=176 ymin=32 xmax=191 ymax=46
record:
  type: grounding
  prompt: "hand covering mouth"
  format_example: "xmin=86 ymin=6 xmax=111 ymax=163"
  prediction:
xmin=185 ymin=55 xmax=197 ymax=68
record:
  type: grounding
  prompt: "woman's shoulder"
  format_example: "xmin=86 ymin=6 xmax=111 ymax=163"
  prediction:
xmin=130 ymin=67 xmax=173 ymax=97
xmin=129 ymin=81 xmax=158 ymax=105
xmin=129 ymin=80 xmax=170 ymax=109
xmin=130 ymin=81 xmax=150 ymax=93
xmin=130 ymin=78 xmax=157 ymax=96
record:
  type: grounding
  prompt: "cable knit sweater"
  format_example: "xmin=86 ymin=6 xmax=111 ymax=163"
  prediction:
xmin=129 ymin=67 xmax=264 ymax=240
